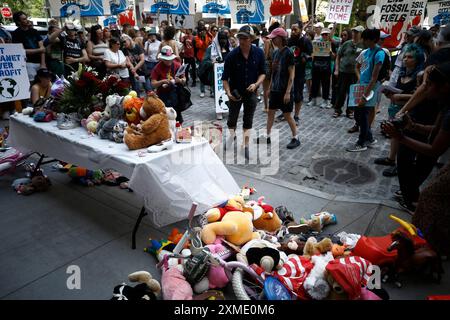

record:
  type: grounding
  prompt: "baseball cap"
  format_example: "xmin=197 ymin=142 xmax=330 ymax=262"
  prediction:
xmin=352 ymin=25 xmax=365 ymax=33
xmin=380 ymin=31 xmax=391 ymax=39
xmin=148 ymin=27 xmax=157 ymax=35
xmin=314 ymin=22 xmax=324 ymax=28
xmin=267 ymin=27 xmax=288 ymax=39
xmin=158 ymin=45 xmax=176 ymax=61
xmin=328 ymin=23 xmax=334 ymax=29
xmin=236 ymin=25 xmax=255 ymax=38
xmin=406 ymin=26 xmax=421 ymax=36
xmin=64 ymin=22 xmax=77 ymax=31
xmin=321 ymin=28 xmax=331 ymax=35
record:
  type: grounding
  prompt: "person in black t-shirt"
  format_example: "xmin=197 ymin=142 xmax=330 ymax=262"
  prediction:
xmin=11 ymin=11 xmax=46 ymax=81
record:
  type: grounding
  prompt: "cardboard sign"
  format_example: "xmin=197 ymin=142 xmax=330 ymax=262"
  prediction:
xmin=230 ymin=0 xmax=269 ymax=24
xmin=325 ymin=0 xmax=354 ymax=25
xmin=312 ymin=40 xmax=331 ymax=57
xmin=0 ymin=44 xmax=29 ymax=103
xmin=348 ymin=84 xmax=380 ymax=107
xmin=214 ymin=63 xmax=229 ymax=114
xmin=427 ymin=0 xmax=450 ymax=26
xmin=298 ymin=0 xmax=309 ymax=23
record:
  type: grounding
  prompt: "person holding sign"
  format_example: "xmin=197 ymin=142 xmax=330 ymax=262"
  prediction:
xmin=346 ymin=29 xmax=384 ymax=152
xmin=309 ymin=28 xmax=336 ymax=109
xmin=259 ymin=27 xmax=300 ymax=150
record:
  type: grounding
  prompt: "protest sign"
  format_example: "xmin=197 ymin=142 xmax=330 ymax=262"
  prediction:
xmin=298 ymin=0 xmax=309 ymax=23
xmin=312 ymin=40 xmax=331 ymax=57
xmin=147 ymin=0 xmax=192 ymax=15
xmin=49 ymin=0 xmax=127 ymax=17
xmin=214 ymin=63 xmax=229 ymax=114
xmin=325 ymin=0 xmax=354 ymax=24
xmin=230 ymin=0 xmax=269 ymax=24
xmin=198 ymin=0 xmax=231 ymax=18
xmin=348 ymin=84 xmax=380 ymax=107
xmin=427 ymin=0 xmax=450 ymax=26
xmin=0 ymin=44 xmax=29 ymax=103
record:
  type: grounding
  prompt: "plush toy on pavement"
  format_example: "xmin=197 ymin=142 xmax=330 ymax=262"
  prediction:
xmin=124 ymin=93 xmax=172 ymax=150
xmin=201 ymin=210 xmax=260 ymax=246
xmin=237 ymin=239 xmax=288 ymax=273
xmin=303 ymin=251 xmax=335 ymax=300
xmin=111 ymin=270 xmax=161 ymax=301
xmin=303 ymin=237 xmax=333 ymax=259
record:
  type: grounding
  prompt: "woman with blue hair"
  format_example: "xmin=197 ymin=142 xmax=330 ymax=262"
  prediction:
xmin=374 ymin=43 xmax=425 ymax=177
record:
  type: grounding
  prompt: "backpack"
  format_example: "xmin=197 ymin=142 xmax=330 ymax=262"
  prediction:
xmin=372 ymin=47 xmax=391 ymax=82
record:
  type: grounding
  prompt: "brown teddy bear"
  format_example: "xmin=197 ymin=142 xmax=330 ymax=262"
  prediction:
xmin=303 ymin=237 xmax=333 ymax=259
xmin=124 ymin=93 xmax=172 ymax=150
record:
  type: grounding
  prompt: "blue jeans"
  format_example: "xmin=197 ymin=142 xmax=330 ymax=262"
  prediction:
xmin=354 ymin=107 xmax=373 ymax=146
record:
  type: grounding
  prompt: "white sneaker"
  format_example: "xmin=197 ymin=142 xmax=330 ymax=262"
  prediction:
xmin=307 ymin=98 xmax=317 ymax=107
xmin=320 ymin=101 xmax=332 ymax=109
xmin=367 ymin=139 xmax=378 ymax=147
xmin=200 ymin=93 xmax=205 ymax=98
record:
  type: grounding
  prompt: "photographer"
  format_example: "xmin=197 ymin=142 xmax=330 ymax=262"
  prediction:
xmin=222 ymin=26 xmax=266 ymax=160
xmin=381 ymin=62 xmax=450 ymax=214
xmin=202 ymin=30 xmax=231 ymax=120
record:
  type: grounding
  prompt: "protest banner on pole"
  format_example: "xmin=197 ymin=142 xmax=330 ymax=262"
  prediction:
xmin=312 ymin=39 xmax=331 ymax=57
xmin=0 ymin=44 xmax=29 ymax=103
xmin=147 ymin=0 xmax=191 ymax=15
xmin=298 ymin=0 xmax=309 ymax=23
xmin=230 ymin=0 xmax=269 ymax=25
xmin=369 ymin=0 xmax=428 ymax=48
xmin=427 ymin=0 xmax=450 ymax=26
xmin=198 ymin=0 xmax=231 ymax=18
xmin=49 ymin=0 xmax=127 ymax=17
xmin=214 ymin=63 xmax=229 ymax=114
xmin=325 ymin=0 xmax=354 ymax=25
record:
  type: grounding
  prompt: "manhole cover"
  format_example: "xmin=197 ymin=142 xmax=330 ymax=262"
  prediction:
xmin=311 ymin=157 xmax=377 ymax=186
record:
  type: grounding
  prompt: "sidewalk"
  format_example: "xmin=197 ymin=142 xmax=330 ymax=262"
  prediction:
xmin=0 ymin=160 xmax=448 ymax=300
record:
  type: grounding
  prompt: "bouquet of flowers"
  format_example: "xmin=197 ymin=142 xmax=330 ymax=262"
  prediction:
xmin=98 ymin=74 xmax=130 ymax=103
xmin=57 ymin=65 xmax=103 ymax=119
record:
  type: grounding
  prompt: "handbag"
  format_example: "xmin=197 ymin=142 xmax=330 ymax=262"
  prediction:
xmin=175 ymin=85 xmax=193 ymax=112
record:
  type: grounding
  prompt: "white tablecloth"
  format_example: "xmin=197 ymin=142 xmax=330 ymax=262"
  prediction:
xmin=7 ymin=114 xmax=239 ymax=226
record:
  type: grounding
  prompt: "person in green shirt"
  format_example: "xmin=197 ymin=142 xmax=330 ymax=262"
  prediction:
xmin=333 ymin=25 xmax=365 ymax=118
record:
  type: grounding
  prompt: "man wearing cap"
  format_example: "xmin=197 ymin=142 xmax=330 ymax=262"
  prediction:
xmin=151 ymin=45 xmax=186 ymax=123
xmin=261 ymin=27 xmax=301 ymax=149
xmin=49 ymin=23 xmax=89 ymax=76
xmin=222 ymin=25 xmax=266 ymax=159
xmin=313 ymin=22 xmax=324 ymax=40
xmin=334 ymin=25 xmax=365 ymax=118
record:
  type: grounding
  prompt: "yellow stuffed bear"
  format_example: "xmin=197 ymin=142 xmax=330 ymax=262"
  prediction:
xmin=205 ymin=195 xmax=246 ymax=223
xmin=124 ymin=93 xmax=172 ymax=150
xmin=201 ymin=211 xmax=260 ymax=246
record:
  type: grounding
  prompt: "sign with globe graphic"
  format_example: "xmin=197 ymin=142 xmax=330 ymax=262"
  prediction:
xmin=0 ymin=44 xmax=30 ymax=103
xmin=0 ymin=78 xmax=19 ymax=99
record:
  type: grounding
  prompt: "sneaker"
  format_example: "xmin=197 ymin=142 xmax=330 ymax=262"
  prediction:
xmin=320 ymin=101 xmax=332 ymax=109
xmin=307 ymin=99 xmax=316 ymax=107
xmin=393 ymin=190 xmax=403 ymax=200
xmin=57 ymin=113 xmax=80 ymax=130
xmin=287 ymin=138 xmax=301 ymax=149
xmin=294 ymin=115 xmax=300 ymax=126
xmin=367 ymin=139 xmax=378 ymax=147
xmin=347 ymin=125 xmax=359 ymax=133
xmin=200 ymin=92 xmax=205 ymax=98
xmin=346 ymin=144 xmax=367 ymax=152
xmin=383 ymin=166 xmax=398 ymax=177
xmin=397 ymin=198 xmax=416 ymax=215
xmin=374 ymin=157 xmax=396 ymax=166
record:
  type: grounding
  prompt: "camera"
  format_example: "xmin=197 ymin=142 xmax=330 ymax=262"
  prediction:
xmin=231 ymin=89 xmax=241 ymax=100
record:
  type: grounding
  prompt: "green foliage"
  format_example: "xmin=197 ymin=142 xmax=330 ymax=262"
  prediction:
xmin=1 ymin=0 xmax=45 ymax=22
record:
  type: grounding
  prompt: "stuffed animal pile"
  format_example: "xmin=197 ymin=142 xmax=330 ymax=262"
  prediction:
xmin=135 ymin=192 xmax=390 ymax=301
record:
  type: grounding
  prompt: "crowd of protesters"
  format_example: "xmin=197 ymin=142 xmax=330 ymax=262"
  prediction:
xmin=1 ymin=11 xmax=450 ymax=255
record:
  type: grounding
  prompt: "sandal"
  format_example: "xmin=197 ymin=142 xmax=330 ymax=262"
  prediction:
xmin=374 ymin=157 xmax=395 ymax=166
xmin=333 ymin=111 xmax=341 ymax=118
